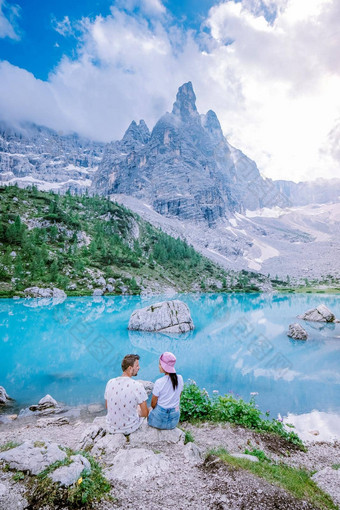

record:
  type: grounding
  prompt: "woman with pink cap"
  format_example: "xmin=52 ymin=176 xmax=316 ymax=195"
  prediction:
xmin=148 ymin=352 xmax=184 ymax=430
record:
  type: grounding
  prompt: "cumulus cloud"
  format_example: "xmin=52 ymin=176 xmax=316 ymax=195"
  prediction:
xmin=0 ymin=0 xmax=20 ymax=39
xmin=0 ymin=0 xmax=339 ymax=182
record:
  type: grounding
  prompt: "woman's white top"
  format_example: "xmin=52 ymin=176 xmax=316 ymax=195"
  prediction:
xmin=153 ymin=374 xmax=184 ymax=409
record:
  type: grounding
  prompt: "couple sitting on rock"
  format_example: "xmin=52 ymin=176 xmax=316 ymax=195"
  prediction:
xmin=104 ymin=352 xmax=183 ymax=434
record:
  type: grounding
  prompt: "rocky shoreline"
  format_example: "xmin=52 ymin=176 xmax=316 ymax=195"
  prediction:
xmin=1 ymin=400 xmax=339 ymax=510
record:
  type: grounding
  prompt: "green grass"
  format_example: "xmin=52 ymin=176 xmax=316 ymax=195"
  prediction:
xmin=244 ymin=447 xmax=271 ymax=463
xmin=0 ymin=441 xmax=21 ymax=452
xmin=211 ymin=449 xmax=337 ymax=510
xmin=184 ymin=430 xmax=195 ymax=445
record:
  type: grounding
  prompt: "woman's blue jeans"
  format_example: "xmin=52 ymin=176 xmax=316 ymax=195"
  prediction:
xmin=148 ymin=405 xmax=180 ymax=430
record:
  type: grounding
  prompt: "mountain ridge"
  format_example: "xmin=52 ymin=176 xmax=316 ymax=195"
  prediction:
xmin=0 ymin=83 xmax=339 ymax=279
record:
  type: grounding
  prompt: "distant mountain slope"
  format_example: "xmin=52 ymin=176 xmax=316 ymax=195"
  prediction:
xmin=0 ymin=121 xmax=105 ymax=194
xmin=0 ymin=185 xmax=270 ymax=297
xmin=111 ymin=194 xmax=340 ymax=282
xmin=273 ymin=178 xmax=340 ymax=206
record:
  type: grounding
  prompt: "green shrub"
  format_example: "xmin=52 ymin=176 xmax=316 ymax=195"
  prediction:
xmin=180 ymin=382 xmax=212 ymax=421
xmin=180 ymin=383 xmax=305 ymax=449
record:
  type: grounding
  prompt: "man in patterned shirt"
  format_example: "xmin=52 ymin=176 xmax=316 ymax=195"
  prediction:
xmin=104 ymin=354 xmax=149 ymax=434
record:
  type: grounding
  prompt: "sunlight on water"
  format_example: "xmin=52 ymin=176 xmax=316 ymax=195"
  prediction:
xmin=1 ymin=293 xmax=339 ymax=420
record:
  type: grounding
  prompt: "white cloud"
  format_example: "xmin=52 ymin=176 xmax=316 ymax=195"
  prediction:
xmin=53 ymin=15 xmax=75 ymax=37
xmin=0 ymin=0 xmax=20 ymax=39
xmin=205 ymin=0 xmax=340 ymax=181
xmin=0 ymin=0 xmax=339 ymax=182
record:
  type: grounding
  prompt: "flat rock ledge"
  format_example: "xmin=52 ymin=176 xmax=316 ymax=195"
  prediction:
xmin=104 ymin=448 xmax=169 ymax=482
xmin=128 ymin=299 xmax=194 ymax=333
xmin=287 ymin=323 xmax=308 ymax=340
xmin=80 ymin=418 xmax=184 ymax=453
xmin=298 ymin=304 xmax=339 ymax=323
xmin=0 ymin=440 xmax=66 ymax=475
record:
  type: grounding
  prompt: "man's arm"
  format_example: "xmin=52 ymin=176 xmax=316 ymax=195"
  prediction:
xmin=151 ymin=395 xmax=158 ymax=409
xmin=139 ymin=400 xmax=149 ymax=417
xmin=105 ymin=400 xmax=107 ymax=410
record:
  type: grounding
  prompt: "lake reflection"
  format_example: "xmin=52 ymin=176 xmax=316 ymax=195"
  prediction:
xmin=0 ymin=293 xmax=339 ymax=418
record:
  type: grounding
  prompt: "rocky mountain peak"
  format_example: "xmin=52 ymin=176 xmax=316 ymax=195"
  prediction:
xmin=122 ymin=119 xmax=150 ymax=145
xmin=201 ymin=110 xmax=224 ymax=141
xmin=172 ymin=81 xmax=198 ymax=120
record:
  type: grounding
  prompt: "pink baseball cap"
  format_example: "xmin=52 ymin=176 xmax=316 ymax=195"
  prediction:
xmin=159 ymin=352 xmax=176 ymax=373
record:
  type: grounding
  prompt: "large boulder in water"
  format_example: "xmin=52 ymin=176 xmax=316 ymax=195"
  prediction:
xmin=128 ymin=300 xmax=194 ymax=333
xmin=287 ymin=323 xmax=308 ymax=340
xmin=24 ymin=287 xmax=66 ymax=299
xmin=298 ymin=304 xmax=339 ymax=323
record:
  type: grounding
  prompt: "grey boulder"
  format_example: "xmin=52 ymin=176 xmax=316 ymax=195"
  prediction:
xmin=51 ymin=454 xmax=91 ymax=487
xmin=287 ymin=323 xmax=308 ymax=340
xmin=24 ymin=287 xmax=66 ymax=299
xmin=91 ymin=434 xmax=126 ymax=457
xmin=80 ymin=422 xmax=106 ymax=450
xmin=298 ymin=304 xmax=339 ymax=323
xmin=128 ymin=300 xmax=194 ymax=333
xmin=184 ymin=442 xmax=203 ymax=464
xmin=0 ymin=440 xmax=66 ymax=475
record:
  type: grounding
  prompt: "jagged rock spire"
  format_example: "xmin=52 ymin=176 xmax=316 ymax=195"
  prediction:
xmin=123 ymin=119 xmax=150 ymax=144
xmin=172 ymin=82 xmax=198 ymax=120
xmin=201 ymin=110 xmax=224 ymax=141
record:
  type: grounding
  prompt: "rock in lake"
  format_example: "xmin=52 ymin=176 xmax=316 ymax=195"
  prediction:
xmin=28 ymin=394 xmax=63 ymax=415
xmin=128 ymin=300 xmax=194 ymax=333
xmin=298 ymin=304 xmax=339 ymax=323
xmin=24 ymin=287 xmax=67 ymax=299
xmin=0 ymin=386 xmax=12 ymax=405
xmin=287 ymin=323 xmax=308 ymax=340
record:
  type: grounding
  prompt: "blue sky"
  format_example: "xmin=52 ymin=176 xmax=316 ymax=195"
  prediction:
xmin=0 ymin=0 xmax=219 ymax=80
xmin=0 ymin=0 xmax=339 ymax=182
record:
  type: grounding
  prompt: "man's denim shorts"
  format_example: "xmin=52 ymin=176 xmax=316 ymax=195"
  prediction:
xmin=148 ymin=405 xmax=180 ymax=430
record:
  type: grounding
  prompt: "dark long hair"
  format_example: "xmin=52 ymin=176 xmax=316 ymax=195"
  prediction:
xmin=169 ymin=373 xmax=178 ymax=390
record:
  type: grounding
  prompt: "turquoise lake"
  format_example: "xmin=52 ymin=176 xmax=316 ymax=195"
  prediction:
xmin=1 ymin=293 xmax=339 ymax=419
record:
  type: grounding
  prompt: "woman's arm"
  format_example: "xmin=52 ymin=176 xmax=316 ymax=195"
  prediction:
xmin=151 ymin=395 xmax=158 ymax=409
